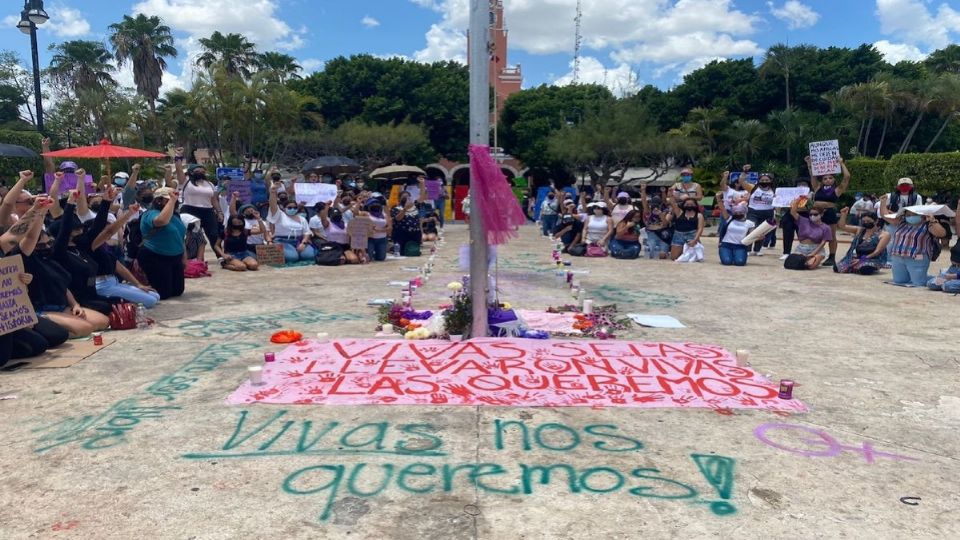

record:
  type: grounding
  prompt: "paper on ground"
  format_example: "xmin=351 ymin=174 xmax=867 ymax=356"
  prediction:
xmin=628 ymin=314 xmax=686 ymax=328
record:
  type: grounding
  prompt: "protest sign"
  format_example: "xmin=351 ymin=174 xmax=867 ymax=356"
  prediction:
xmin=773 ymin=187 xmax=811 ymax=207
xmin=403 ymin=185 xmax=421 ymax=202
xmin=43 ymin=173 xmax=94 ymax=193
xmin=0 ymin=255 xmax=38 ymax=337
xmin=255 ymin=245 xmax=286 ymax=267
xmin=227 ymin=338 xmax=808 ymax=412
xmin=294 ymin=183 xmax=337 ymax=205
xmin=425 ymin=179 xmax=442 ymax=199
xmin=347 ymin=215 xmax=373 ymax=250
xmin=729 ymin=172 xmax=759 ymax=185
xmin=216 ymin=168 xmax=251 ymax=204
xmin=809 ymin=140 xmax=841 ymax=176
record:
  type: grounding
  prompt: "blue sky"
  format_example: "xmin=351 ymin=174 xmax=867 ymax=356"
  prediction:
xmin=2 ymin=1 xmax=959 ymax=96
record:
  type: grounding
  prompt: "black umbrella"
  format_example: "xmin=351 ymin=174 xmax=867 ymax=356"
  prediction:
xmin=301 ymin=156 xmax=361 ymax=175
xmin=0 ymin=144 xmax=39 ymax=159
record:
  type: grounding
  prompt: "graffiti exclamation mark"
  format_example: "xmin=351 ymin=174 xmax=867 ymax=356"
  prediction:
xmin=690 ymin=454 xmax=737 ymax=516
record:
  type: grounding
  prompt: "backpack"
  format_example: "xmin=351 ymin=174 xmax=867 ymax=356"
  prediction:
xmin=184 ymin=260 xmax=211 ymax=278
xmin=315 ymin=243 xmax=344 ymax=266
xmin=403 ymin=242 xmax=422 ymax=257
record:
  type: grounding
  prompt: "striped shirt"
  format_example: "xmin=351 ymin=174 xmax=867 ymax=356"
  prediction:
xmin=890 ymin=223 xmax=933 ymax=259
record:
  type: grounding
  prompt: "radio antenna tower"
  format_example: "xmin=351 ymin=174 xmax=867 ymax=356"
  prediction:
xmin=573 ymin=0 xmax=582 ymax=83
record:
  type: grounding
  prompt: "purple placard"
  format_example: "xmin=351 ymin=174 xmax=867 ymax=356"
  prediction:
xmin=43 ymin=173 xmax=95 ymax=194
xmin=226 ymin=179 xmax=252 ymax=205
xmin=425 ymin=179 xmax=442 ymax=199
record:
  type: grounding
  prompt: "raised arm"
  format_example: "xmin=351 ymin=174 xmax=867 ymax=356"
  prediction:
xmin=174 ymin=147 xmax=186 ymax=187
xmin=836 ymin=158 xmax=851 ymax=196
xmin=152 ymin=190 xmax=179 ymax=228
xmin=639 ymin=182 xmax=650 ymax=214
xmin=4 ymin=197 xmax=52 ymax=255
xmin=52 ymin=195 xmax=77 ymax=259
xmin=268 ymin=178 xmax=279 ymax=215
xmin=927 ymin=214 xmax=947 ymax=238
xmin=0 ymin=170 xmax=33 ymax=227
xmin=804 ymin=156 xmax=820 ymax=191
xmin=47 ymin=171 xmax=65 ymax=219
xmin=667 ymin=194 xmax=681 ymax=216
xmin=92 ymin=203 xmax=139 ymax=251
xmin=319 ymin=202 xmax=331 ymax=229
xmin=789 ymin=197 xmax=801 ymax=221
xmin=879 ymin=194 xmax=899 ymax=225
xmin=42 ymin=138 xmax=54 ymax=174
xmin=837 ymin=207 xmax=860 ymax=234
xmin=75 ymin=168 xmax=89 ymax=218
xmin=418 ymin=177 xmax=427 ymax=203
xmin=85 ymin=188 xmax=117 ymax=245
xmin=229 ymin=191 xmax=239 ymax=217
xmin=718 ymin=192 xmax=729 ymax=220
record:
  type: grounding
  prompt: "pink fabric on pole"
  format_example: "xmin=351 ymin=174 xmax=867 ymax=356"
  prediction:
xmin=468 ymin=144 xmax=527 ymax=245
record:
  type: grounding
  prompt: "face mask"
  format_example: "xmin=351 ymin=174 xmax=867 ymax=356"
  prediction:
xmin=810 ymin=215 xmax=822 ymax=223
xmin=330 ymin=211 xmax=342 ymax=222
xmin=684 ymin=206 xmax=697 ymax=213
xmin=618 ymin=198 xmax=628 ymax=204
xmin=547 ymin=195 xmax=555 ymax=200
xmin=153 ymin=199 xmax=167 ymax=210
xmin=681 ymin=175 xmax=693 ymax=183
xmin=271 ymin=174 xmax=282 ymax=182
xmin=733 ymin=213 xmax=746 ymax=220
xmin=114 ymin=178 xmax=127 ymax=187
xmin=898 ymin=185 xmax=912 ymax=194
xmin=139 ymin=195 xmax=154 ymax=205
xmin=254 ymin=173 xmax=264 ymax=180
xmin=759 ymin=183 xmax=772 ymax=190
xmin=651 ymin=197 xmax=662 ymax=206
xmin=369 ymin=205 xmax=382 ymax=214
xmin=243 ymin=212 xmax=255 ymax=219
xmin=862 ymin=221 xmax=875 ymax=229
xmin=562 ymin=216 xmax=574 ymax=224
xmin=285 ymin=208 xmax=299 ymax=216
xmin=905 ymin=215 xmax=923 ymax=225
xmin=191 ymin=172 xmax=207 ymax=182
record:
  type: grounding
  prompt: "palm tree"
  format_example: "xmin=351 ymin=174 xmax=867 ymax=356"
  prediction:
xmin=47 ymin=40 xmax=116 ymax=97
xmin=257 ymin=52 xmax=302 ymax=84
xmin=108 ymin=14 xmax=177 ymax=118
xmin=196 ymin=32 xmax=259 ymax=78
xmin=924 ymin=73 xmax=960 ymax=152
xmin=728 ymin=119 xmax=766 ymax=163
xmin=896 ymin=77 xmax=938 ymax=154
xmin=681 ymin=107 xmax=726 ymax=157
xmin=759 ymin=44 xmax=816 ymax=111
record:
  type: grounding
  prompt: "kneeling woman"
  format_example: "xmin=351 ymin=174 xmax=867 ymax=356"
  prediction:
xmin=139 ymin=187 xmax=187 ymax=299
xmin=880 ymin=195 xmax=948 ymax=287
xmin=267 ymin=183 xmax=314 ymax=264
xmin=668 ymin=197 xmax=704 ymax=260
xmin=318 ymin=203 xmax=361 ymax=264
xmin=222 ymin=215 xmax=259 ymax=271
xmin=609 ymin=210 xmax=643 ymax=259
xmin=834 ymin=207 xmax=889 ymax=275
xmin=788 ymin=199 xmax=832 ymax=269
xmin=717 ymin=197 xmax=755 ymax=266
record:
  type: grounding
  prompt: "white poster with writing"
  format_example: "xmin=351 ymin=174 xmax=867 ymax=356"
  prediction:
xmin=773 ymin=187 xmax=811 ymax=208
xmin=809 ymin=140 xmax=841 ymax=176
xmin=294 ymin=183 xmax=337 ymax=205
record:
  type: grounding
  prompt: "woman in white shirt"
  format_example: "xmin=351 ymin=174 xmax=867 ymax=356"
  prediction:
xmin=267 ymin=181 xmax=314 ymax=264
xmin=181 ymin=164 xmax=225 ymax=261
xmin=746 ymin=174 xmax=776 ymax=256
xmin=605 ymin=188 xmax=635 ymax=226
xmin=317 ymin=202 xmax=361 ymax=264
xmin=717 ymin=194 xmax=756 ymax=266
xmin=577 ymin=202 xmax=614 ymax=254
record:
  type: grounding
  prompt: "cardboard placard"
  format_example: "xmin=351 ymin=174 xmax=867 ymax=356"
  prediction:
xmin=346 ymin=215 xmax=373 ymax=250
xmin=809 ymin=140 xmax=842 ymax=176
xmin=256 ymin=244 xmax=286 ymax=267
xmin=295 ymin=183 xmax=337 ymax=205
xmin=425 ymin=179 xmax=442 ymax=199
xmin=44 ymin=173 xmax=94 ymax=193
xmin=0 ymin=255 xmax=38 ymax=336
xmin=217 ymin=168 xmax=251 ymax=204
xmin=773 ymin=187 xmax=811 ymax=208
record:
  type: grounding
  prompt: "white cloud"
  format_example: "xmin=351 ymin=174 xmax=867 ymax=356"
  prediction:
xmin=411 ymin=0 xmax=762 ymax=79
xmin=414 ymin=24 xmax=466 ymax=63
xmin=300 ymin=58 xmax=325 ymax=73
xmin=46 ymin=4 xmax=92 ymax=38
xmin=875 ymin=0 xmax=960 ymax=50
xmin=553 ymin=56 xmax=640 ymax=97
xmin=767 ymin=1 xmax=820 ymax=30
xmin=873 ymin=40 xmax=927 ymax=64
xmin=361 ymin=16 xmax=380 ymax=28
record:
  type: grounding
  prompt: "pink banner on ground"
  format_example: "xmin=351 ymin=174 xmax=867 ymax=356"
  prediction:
xmin=226 ymin=339 xmax=807 ymax=412
xmin=516 ymin=310 xmax=581 ymax=335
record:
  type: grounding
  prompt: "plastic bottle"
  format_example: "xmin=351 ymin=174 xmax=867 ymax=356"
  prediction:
xmin=135 ymin=303 xmax=148 ymax=329
xmin=393 ymin=243 xmax=401 ymax=257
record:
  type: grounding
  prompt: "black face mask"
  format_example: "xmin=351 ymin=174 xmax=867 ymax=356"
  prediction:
xmin=191 ymin=172 xmax=207 ymax=182
xmin=547 ymin=195 xmax=555 ymax=200
xmin=329 ymin=211 xmax=343 ymax=222
xmin=34 ymin=242 xmax=52 ymax=257
xmin=139 ymin=195 xmax=154 ymax=205
xmin=368 ymin=205 xmax=382 ymax=213
xmin=153 ymin=199 xmax=167 ymax=210
xmin=271 ymin=173 xmax=282 ymax=182
xmin=862 ymin=221 xmax=876 ymax=229
xmin=684 ymin=206 xmax=698 ymax=213
xmin=651 ymin=197 xmax=662 ymax=206
xmin=618 ymin=198 xmax=629 ymax=204
xmin=759 ymin=183 xmax=772 ymax=189
xmin=243 ymin=212 xmax=255 ymax=219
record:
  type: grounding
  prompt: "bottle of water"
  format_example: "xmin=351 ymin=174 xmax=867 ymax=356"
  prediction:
xmin=136 ymin=303 xmax=148 ymax=329
xmin=393 ymin=243 xmax=401 ymax=257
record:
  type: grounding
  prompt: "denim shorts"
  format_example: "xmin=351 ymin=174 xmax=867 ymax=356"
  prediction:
xmin=228 ymin=250 xmax=256 ymax=260
xmin=671 ymin=229 xmax=697 ymax=246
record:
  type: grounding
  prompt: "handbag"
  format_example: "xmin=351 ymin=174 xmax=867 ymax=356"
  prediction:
xmin=585 ymin=244 xmax=607 ymax=257
xmin=184 ymin=260 xmax=211 ymax=278
xmin=315 ymin=243 xmax=344 ymax=266
xmin=677 ymin=242 xmax=704 ymax=263
xmin=568 ymin=243 xmax=587 ymax=257
xmin=109 ymin=302 xmax=138 ymax=330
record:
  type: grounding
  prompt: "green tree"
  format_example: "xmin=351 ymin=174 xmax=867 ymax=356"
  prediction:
xmin=47 ymin=40 xmax=116 ymax=97
xmin=924 ymin=73 xmax=960 ymax=152
xmin=332 ymin=120 xmax=435 ymax=170
xmin=108 ymin=14 xmax=177 ymax=119
xmin=257 ymin=52 xmax=302 ymax=84
xmin=0 ymin=51 xmax=35 ymax=126
xmin=196 ymin=32 xmax=259 ymax=78
xmin=925 ymin=45 xmax=960 ymax=74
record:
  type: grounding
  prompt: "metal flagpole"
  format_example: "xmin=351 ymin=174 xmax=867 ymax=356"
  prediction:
xmin=468 ymin=0 xmax=489 ymax=338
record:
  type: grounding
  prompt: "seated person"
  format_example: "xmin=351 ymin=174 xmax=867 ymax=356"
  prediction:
xmin=834 ymin=207 xmax=889 ymax=275
xmin=928 ymin=245 xmax=960 ymax=293
xmin=787 ymin=198 xmax=831 ymax=269
xmin=552 ymin=201 xmax=582 ymax=253
xmin=609 ymin=210 xmax=643 ymax=259
xmin=421 ymin=210 xmax=440 ymax=242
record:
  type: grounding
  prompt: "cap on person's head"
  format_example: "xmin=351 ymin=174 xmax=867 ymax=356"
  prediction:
xmin=153 ymin=187 xmax=175 ymax=199
xmin=114 ymin=172 xmax=129 ymax=180
xmin=563 ymin=199 xmax=576 ymax=207
xmin=238 ymin=204 xmax=256 ymax=214
xmin=617 ymin=191 xmax=630 ymax=199
xmin=897 ymin=178 xmax=914 ymax=187
xmin=59 ymin=161 xmax=78 ymax=171
xmin=186 ymin=164 xmax=205 ymax=174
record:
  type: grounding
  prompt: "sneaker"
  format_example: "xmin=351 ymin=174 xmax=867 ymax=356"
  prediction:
xmin=822 ymin=255 xmax=835 ymax=267
xmin=779 ymin=254 xmax=789 ymax=260
xmin=748 ymin=251 xmax=756 ymax=256
xmin=754 ymin=251 xmax=764 ymax=257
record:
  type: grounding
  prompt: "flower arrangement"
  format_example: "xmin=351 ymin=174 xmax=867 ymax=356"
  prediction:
xmin=548 ymin=304 xmax=631 ymax=338
xmin=442 ymin=289 xmax=472 ymax=337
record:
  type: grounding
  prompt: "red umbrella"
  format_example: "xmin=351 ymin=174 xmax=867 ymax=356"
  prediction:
xmin=42 ymin=138 xmax=167 ymax=159
xmin=42 ymin=138 xmax=169 ymax=181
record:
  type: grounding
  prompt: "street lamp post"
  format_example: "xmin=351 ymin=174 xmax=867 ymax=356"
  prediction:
xmin=16 ymin=0 xmax=49 ymax=132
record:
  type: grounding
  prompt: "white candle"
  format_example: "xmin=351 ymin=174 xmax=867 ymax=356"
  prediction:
xmin=248 ymin=366 xmax=264 ymax=385
xmin=583 ymin=300 xmax=594 ymax=315
xmin=736 ymin=349 xmax=750 ymax=362
xmin=382 ymin=323 xmax=393 ymax=334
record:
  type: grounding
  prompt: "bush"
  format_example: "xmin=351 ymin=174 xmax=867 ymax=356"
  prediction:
xmin=0 ymin=129 xmax=43 ymax=187
xmin=846 ymin=157 xmax=889 ymax=194
xmin=884 ymin=152 xmax=960 ymax=194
